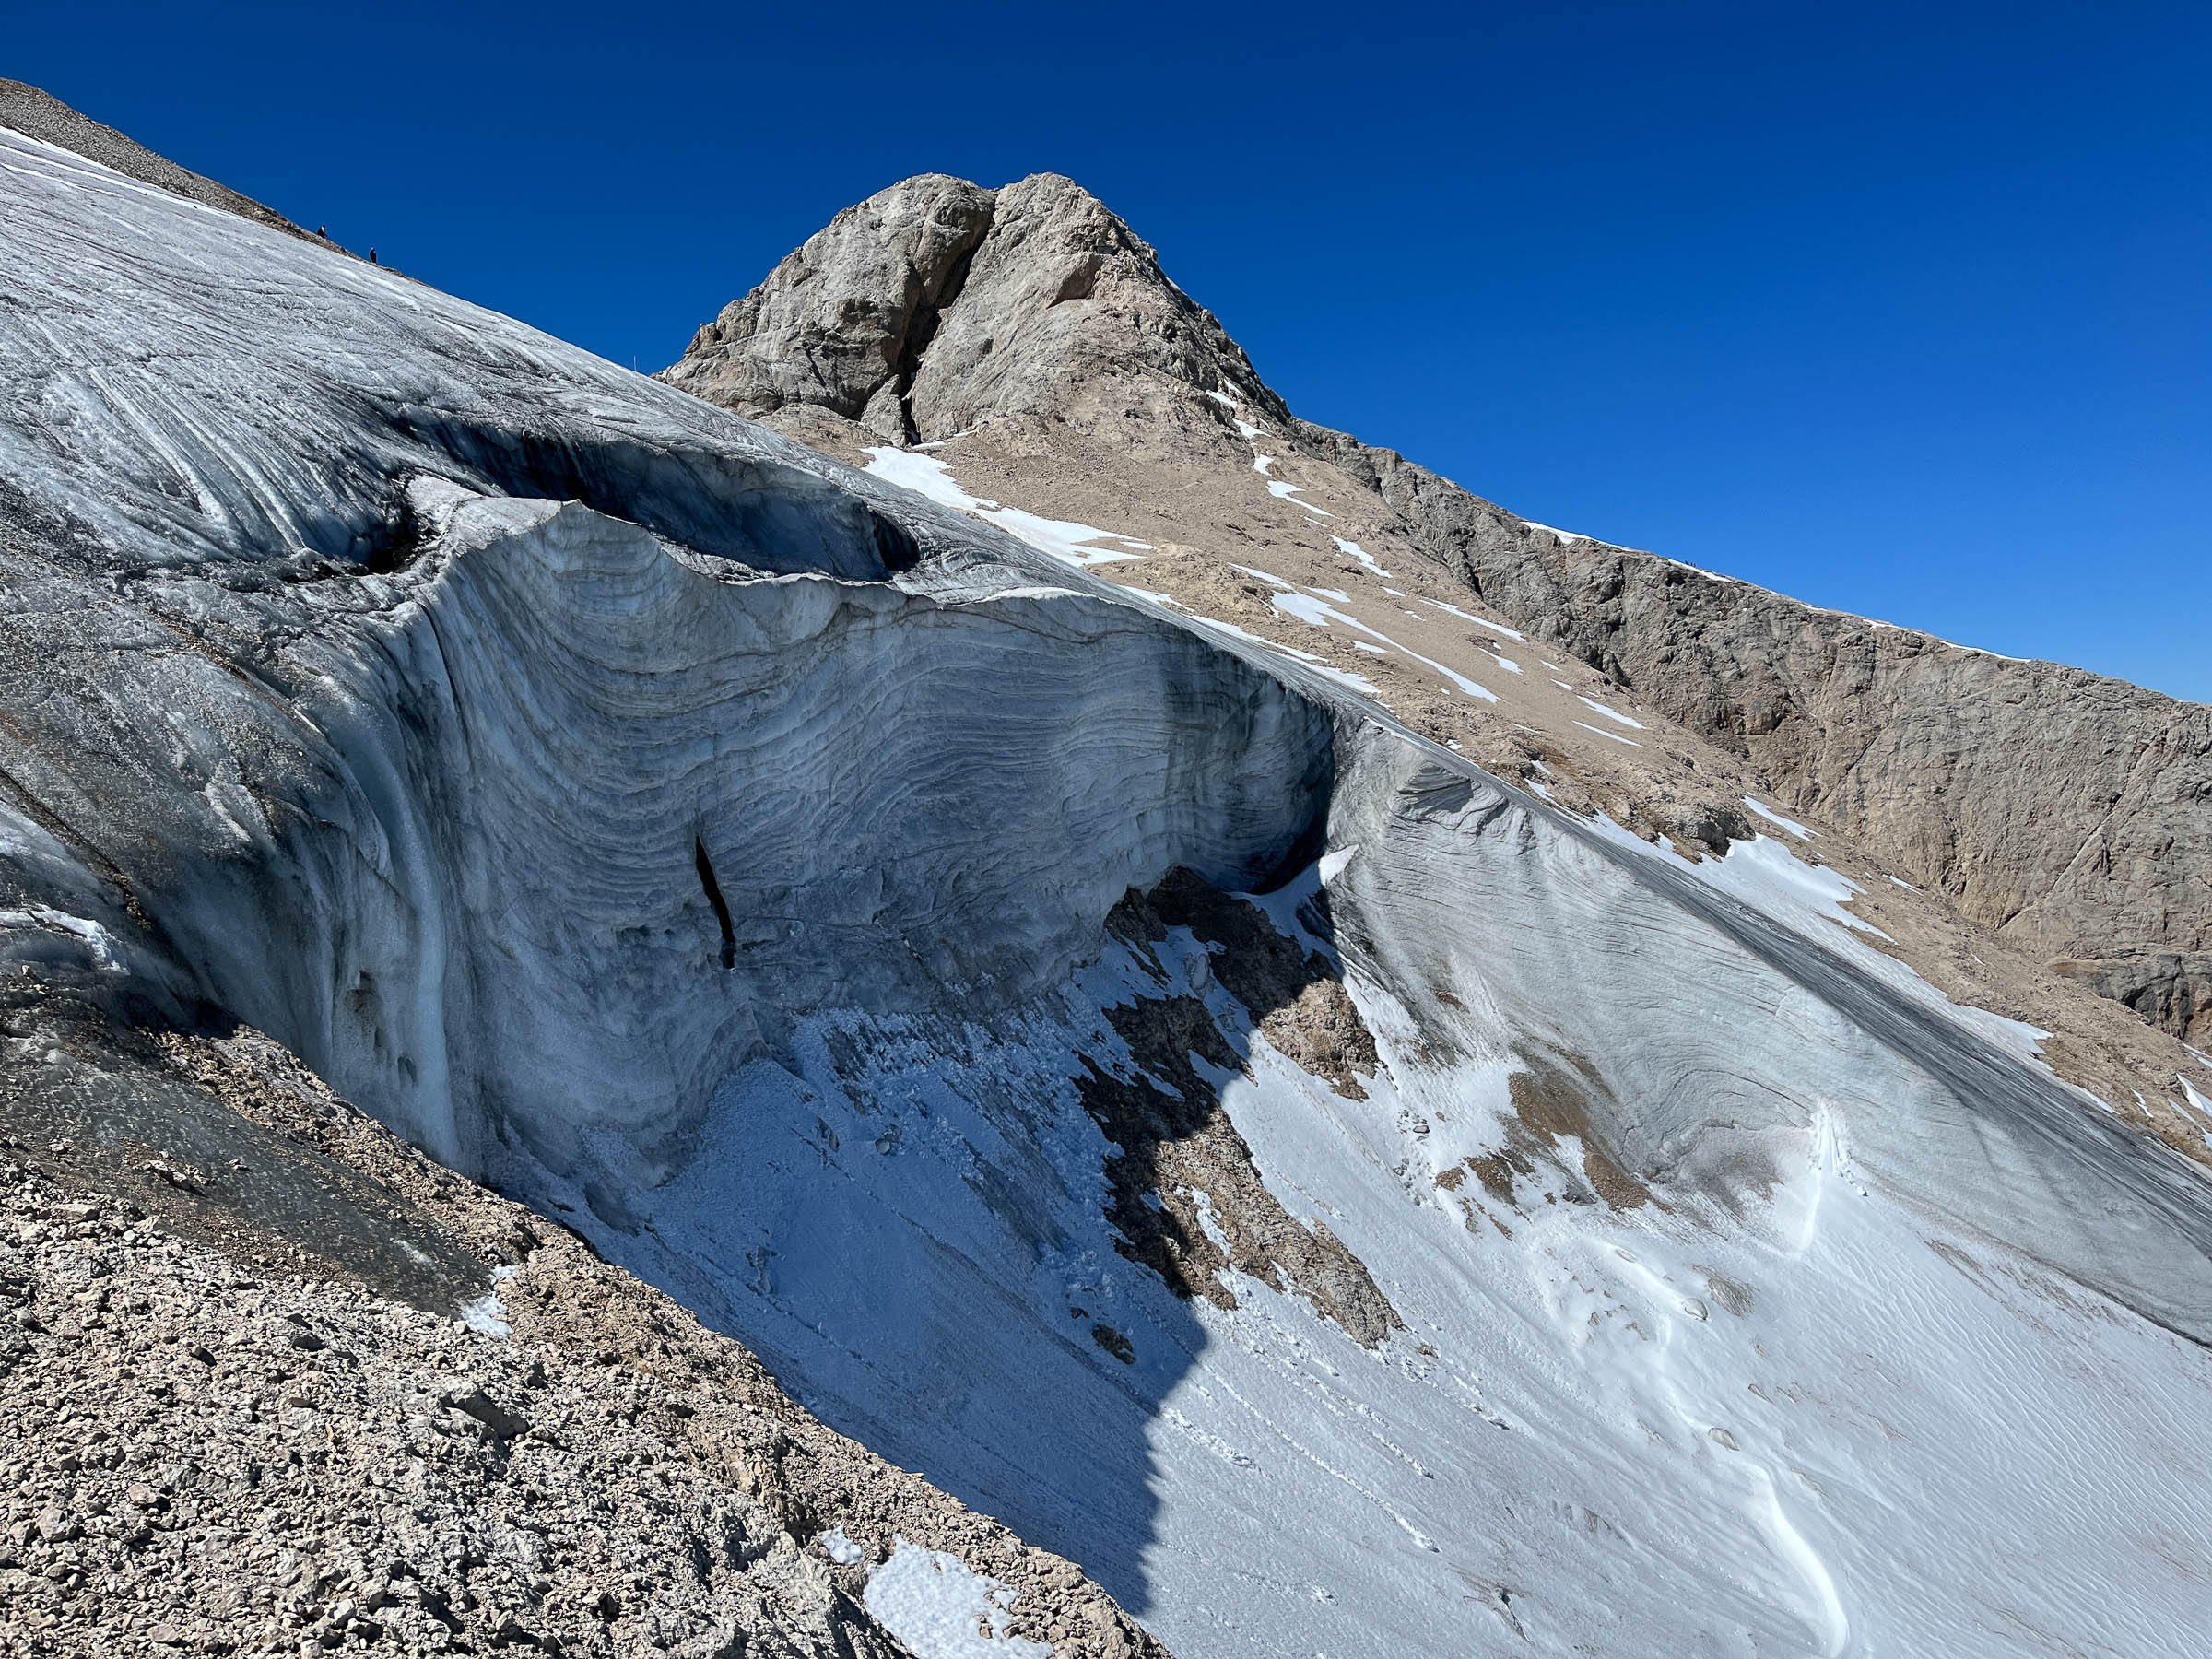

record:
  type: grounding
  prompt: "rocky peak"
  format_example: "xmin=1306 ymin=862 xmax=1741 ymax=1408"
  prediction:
xmin=665 ymin=172 xmax=994 ymax=435
xmin=661 ymin=171 xmax=1288 ymax=455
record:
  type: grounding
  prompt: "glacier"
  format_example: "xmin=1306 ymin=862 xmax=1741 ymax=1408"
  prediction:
xmin=4 ymin=125 xmax=2211 ymax=1658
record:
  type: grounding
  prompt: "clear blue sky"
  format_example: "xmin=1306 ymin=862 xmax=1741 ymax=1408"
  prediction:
xmin=13 ymin=2 xmax=2208 ymax=699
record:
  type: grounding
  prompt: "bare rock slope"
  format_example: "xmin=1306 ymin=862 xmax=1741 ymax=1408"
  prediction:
xmin=0 ymin=78 xmax=308 ymax=241
xmin=662 ymin=173 xmax=1286 ymax=458
xmin=666 ymin=172 xmax=2212 ymax=1045
xmin=1295 ymin=424 xmax=2212 ymax=1045
xmin=0 ymin=1017 xmax=1154 ymax=1659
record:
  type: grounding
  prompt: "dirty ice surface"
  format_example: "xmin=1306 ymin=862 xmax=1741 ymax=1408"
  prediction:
xmin=1591 ymin=817 xmax=2073 ymax=1070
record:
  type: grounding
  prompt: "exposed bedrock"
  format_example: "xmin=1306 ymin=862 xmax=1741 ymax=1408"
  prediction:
xmin=661 ymin=172 xmax=997 ymax=441
xmin=1295 ymin=422 xmax=2212 ymax=1044
xmin=662 ymin=171 xmax=1288 ymax=459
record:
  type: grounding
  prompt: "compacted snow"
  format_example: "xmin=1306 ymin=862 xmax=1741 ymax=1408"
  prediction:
xmin=864 ymin=1542 xmax=1052 ymax=1658
xmin=863 ymin=447 xmax=1153 ymax=567
xmin=6 ymin=125 xmax=2212 ymax=1659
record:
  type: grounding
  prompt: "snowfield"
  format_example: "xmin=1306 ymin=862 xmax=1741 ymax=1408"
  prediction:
xmin=4 ymin=125 xmax=2212 ymax=1659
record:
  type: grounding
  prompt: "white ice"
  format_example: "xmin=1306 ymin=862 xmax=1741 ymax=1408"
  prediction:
xmin=1577 ymin=695 xmax=1645 ymax=730
xmin=1331 ymin=535 xmax=1390 ymax=577
xmin=863 ymin=448 xmax=1153 ymax=567
xmin=1573 ymin=720 xmax=1641 ymax=746
xmin=1266 ymin=478 xmax=1334 ymax=516
xmin=1420 ymin=598 xmax=1524 ymax=640
xmin=1269 ymin=592 xmax=1498 ymax=700
xmin=1743 ymin=796 xmax=1819 ymax=839
xmin=1520 ymin=520 xmax=1588 ymax=544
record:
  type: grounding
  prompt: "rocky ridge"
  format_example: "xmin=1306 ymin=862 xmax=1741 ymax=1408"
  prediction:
xmin=0 ymin=80 xmax=309 ymax=242
xmin=1291 ymin=422 xmax=2212 ymax=1046
xmin=665 ymin=172 xmax=2212 ymax=1051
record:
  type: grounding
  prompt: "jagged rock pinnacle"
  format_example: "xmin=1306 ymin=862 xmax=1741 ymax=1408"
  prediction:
xmin=662 ymin=171 xmax=1288 ymax=458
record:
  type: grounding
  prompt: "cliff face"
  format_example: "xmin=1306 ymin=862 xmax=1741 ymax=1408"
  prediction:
xmin=1295 ymin=424 xmax=2212 ymax=1044
xmin=662 ymin=172 xmax=1286 ymax=459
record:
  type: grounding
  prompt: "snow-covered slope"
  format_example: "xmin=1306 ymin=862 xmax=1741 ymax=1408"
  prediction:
xmin=5 ymin=125 xmax=2211 ymax=1659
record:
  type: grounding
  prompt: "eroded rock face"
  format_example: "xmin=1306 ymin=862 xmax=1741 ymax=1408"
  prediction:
xmin=2052 ymin=951 xmax=2212 ymax=1047
xmin=1298 ymin=420 xmax=2212 ymax=1043
xmin=664 ymin=171 xmax=1286 ymax=460
xmin=663 ymin=173 xmax=995 ymax=439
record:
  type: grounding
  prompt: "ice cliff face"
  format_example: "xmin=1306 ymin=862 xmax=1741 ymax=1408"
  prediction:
xmin=0 ymin=133 xmax=1326 ymax=1194
xmin=7 ymin=126 xmax=2212 ymax=1659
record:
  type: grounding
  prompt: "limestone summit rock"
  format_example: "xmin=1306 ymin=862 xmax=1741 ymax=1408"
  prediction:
xmin=663 ymin=172 xmax=1286 ymax=457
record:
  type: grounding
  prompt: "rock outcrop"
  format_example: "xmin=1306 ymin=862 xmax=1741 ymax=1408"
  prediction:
xmin=663 ymin=173 xmax=1285 ymax=457
xmin=1293 ymin=423 xmax=2212 ymax=1044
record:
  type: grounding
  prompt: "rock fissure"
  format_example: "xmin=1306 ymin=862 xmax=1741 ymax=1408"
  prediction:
xmin=887 ymin=200 xmax=994 ymax=443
